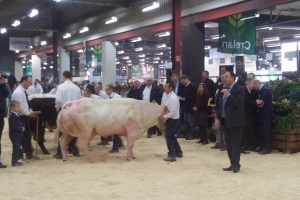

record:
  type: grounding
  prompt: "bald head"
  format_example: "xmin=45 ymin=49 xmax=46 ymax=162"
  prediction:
xmin=253 ymin=79 xmax=262 ymax=91
xmin=94 ymin=84 xmax=101 ymax=94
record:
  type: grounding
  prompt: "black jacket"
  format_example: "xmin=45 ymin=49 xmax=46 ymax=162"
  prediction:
xmin=86 ymin=84 xmax=95 ymax=94
xmin=202 ymin=78 xmax=216 ymax=98
xmin=139 ymin=84 xmax=162 ymax=105
xmin=194 ymin=92 xmax=209 ymax=113
xmin=244 ymin=87 xmax=257 ymax=118
xmin=183 ymin=82 xmax=197 ymax=113
xmin=0 ymin=83 xmax=9 ymax=112
xmin=9 ymin=112 xmax=24 ymax=137
xmin=216 ymin=84 xmax=245 ymax=128
xmin=257 ymin=86 xmax=274 ymax=119
xmin=173 ymin=82 xmax=185 ymax=109
xmin=127 ymin=88 xmax=142 ymax=100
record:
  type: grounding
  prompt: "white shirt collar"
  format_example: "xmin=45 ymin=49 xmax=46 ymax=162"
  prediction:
xmin=259 ymin=85 xmax=264 ymax=91
xmin=11 ymin=111 xmax=19 ymax=116
xmin=186 ymin=81 xmax=191 ymax=87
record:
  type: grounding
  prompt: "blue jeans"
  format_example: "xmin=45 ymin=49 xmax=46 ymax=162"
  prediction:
xmin=10 ymin=134 xmax=23 ymax=164
xmin=216 ymin=125 xmax=226 ymax=145
xmin=184 ymin=112 xmax=194 ymax=138
xmin=165 ymin=119 xmax=182 ymax=158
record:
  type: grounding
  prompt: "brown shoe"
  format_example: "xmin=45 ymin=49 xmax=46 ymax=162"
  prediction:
xmin=223 ymin=166 xmax=233 ymax=171
xmin=163 ymin=157 xmax=176 ymax=162
xmin=220 ymin=145 xmax=227 ymax=151
xmin=210 ymin=144 xmax=221 ymax=149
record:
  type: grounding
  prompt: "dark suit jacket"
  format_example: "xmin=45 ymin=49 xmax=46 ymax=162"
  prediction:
xmin=193 ymin=92 xmax=209 ymax=113
xmin=183 ymin=82 xmax=197 ymax=113
xmin=9 ymin=113 xmax=24 ymax=137
xmin=127 ymin=88 xmax=141 ymax=100
xmin=258 ymin=86 xmax=273 ymax=118
xmin=202 ymin=78 xmax=216 ymax=98
xmin=139 ymin=84 xmax=162 ymax=105
xmin=244 ymin=87 xmax=257 ymax=118
xmin=0 ymin=83 xmax=9 ymax=112
xmin=86 ymin=84 xmax=95 ymax=94
xmin=173 ymin=82 xmax=185 ymax=109
xmin=216 ymin=84 xmax=245 ymax=128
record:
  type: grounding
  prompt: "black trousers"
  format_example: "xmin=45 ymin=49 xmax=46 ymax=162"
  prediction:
xmin=258 ymin=116 xmax=272 ymax=150
xmin=10 ymin=134 xmax=23 ymax=164
xmin=222 ymin=118 xmax=243 ymax=168
xmin=243 ymin=116 xmax=257 ymax=148
xmin=0 ymin=113 xmax=5 ymax=156
xmin=56 ymin=132 xmax=78 ymax=156
xmin=20 ymin=116 xmax=33 ymax=156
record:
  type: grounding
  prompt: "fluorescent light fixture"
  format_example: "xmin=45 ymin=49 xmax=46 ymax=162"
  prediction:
xmin=29 ymin=59 xmax=32 ymax=62
xmin=256 ymin=26 xmax=273 ymax=31
xmin=293 ymin=34 xmax=300 ymax=38
xmin=40 ymin=41 xmax=47 ymax=45
xmin=263 ymin=37 xmax=280 ymax=42
xmin=79 ymin=27 xmax=89 ymax=33
xmin=117 ymin=51 xmax=124 ymax=54
xmin=63 ymin=33 xmax=71 ymax=39
xmin=43 ymin=67 xmax=46 ymax=69
xmin=140 ymin=62 xmax=145 ymax=65
xmin=78 ymin=49 xmax=83 ymax=53
xmin=139 ymin=54 xmax=145 ymax=57
xmin=116 ymin=62 xmax=120 ymax=64
xmin=266 ymin=43 xmax=281 ymax=48
xmin=28 ymin=9 xmax=39 ymax=18
xmin=53 ymin=0 xmax=61 ymax=2
xmin=128 ymin=64 xmax=132 ymax=66
xmin=205 ymin=22 xmax=218 ymax=28
xmin=139 ymin=59 xmax=145 ymax=62
xmin=153 ymin=61 xmax=159 ymax=63
xmin=22 ymin=61 xmax=26 ymax=64
xmin=23 ymin=66 xmax=25 ymax=68
xmin=115 ymin=42 xmax=119 ymax=46
xmin=0 ymin=28 xmax=6 ymax=34
xmin=240 ymin=13 xmax=260 ymax=21
xmin=156 ymin=44 xmax=166 ymax=48
xmin=142 ymin=2 xmax=160 ymax=12
xmin=211 ymin=34 xmax=226 ymax=40
xmin=205 ymin=46 xmax=211 ymax=50
xmin=130 ymin=37 xmax=142 ymax=42
xmin=134 ymin=47 xmax=143 ymax=51
xmin=127 ymin=60 xmax=132 ymax=63
xmin=15 ymin=50 xmax=19 ymax=53
xmin=30 ymin=45 xmax=33 ymax=49
xmin=155 ymin=52 xmax=163 ymax=55
xmin=105 ymin=16 xmax=117 ymax=24
xmin=43 ymin=62 xmax=47 ymax=65
xmin=270 ymin=50 xmax=281 ymax=53
xmin=156 ymin=32 xmax=170 ymax=37
xmin=122 ymin=56 xmax=129 ymax=60
xmin=72 ymin=66 xmax=75 ymax=69
xmin=153 ymin=57 xmax=160 ymax=60
xmin=12 ymin=20 xmax=20 ymax=27
xmin=50 ymin=66 xmax=53 ymax=69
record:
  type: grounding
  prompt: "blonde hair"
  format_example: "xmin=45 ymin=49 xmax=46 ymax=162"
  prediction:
xmin=8 ymin=100 xmax=20 ymax=117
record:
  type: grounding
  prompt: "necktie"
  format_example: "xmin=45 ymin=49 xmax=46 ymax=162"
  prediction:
xmin=24 ymin=90 xmax=31 ymax=109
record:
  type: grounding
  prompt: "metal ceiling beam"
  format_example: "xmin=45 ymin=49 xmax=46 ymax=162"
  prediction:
xmin=57 ymin=0 xmax=125 ymax=7
xmin=6 ymin=27 xmax=58 ymax=32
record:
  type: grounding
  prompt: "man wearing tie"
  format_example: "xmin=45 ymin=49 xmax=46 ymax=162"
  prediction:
xmin=12 ymin=76 xmax=37 ymax=160
xmin=215 ymin=71 xmax=245 ymax=173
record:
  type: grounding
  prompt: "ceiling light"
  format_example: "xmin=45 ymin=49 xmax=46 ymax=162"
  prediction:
xmin=240 ymin=13 xmax=260 ymax=21
xmin=256 ymin=26 xmax=273 ymax=31
xmin=63 ymin=33 xmax=71 ymax=39
xmin=270 ymin=50 xmax=281 ymax=53
xmin=153 ymin=61 xmax=159 ymax=63
xmin=79 ymin=27 xmax=89 ymax=33
xmin=44 ymin=62 xmax=47 ymax=65
xmin=50 ymin=66 xmax=53 ymax=68
xmin=12 ymin=20 xmax=20 ymax=27
xmin=142 ymin=2 xmax=160 ymax=12
xmin=53 ymin=0 xmax=61 ymax=2
xmin=72 ymin=66 xmax=75 ymax=69
xmin=22 ymin=61 xmax=25 ymax=64
xmin=0 ymin=28 xmax=6 ymax=34
xmin=116 ymin=62 xmax=120 ymax=64
xmin=211 ymin=34 xmax=226 ymax=40
xmin=30 ymin=45 xmax=33 ymax=49
xmin=156 ymin=32 xmax=170 ymax=37
xmin=205 ymin=46 xmax=211 ymax=50
xmin=263 ymin=37 xmax=280 ymax=42
xmin=127 ymin=60 xmax=132 ymax=63
xmin=266 ymin=43 xmax=281 ymax=48
xmin=134 ymin=47 xmax=143 ymax=51
xmin=153 ymin=57 xmax=160 ymax=60
xmin=130 ymin=37 xmax=142 ymax=42
xmin=155 ymin=52 xmax=163 ymax=55
xmin=28 ymin=9 xmax=39 ymax=18
xmin=40 ymin=41 xmax=47 ymax=45
xmin=139 ymin=54 xmax=145 ymax=57
xmin=117 ymin=50 xmax=124 ymax=54
xmin=115 ymin=42 xmax=119 ymax=46
xmin=205 ymin=22 xmax=219 ymax=28
xmin=293 ymin=34 xmax=300 ymax=38
xmin=23 ymin=66 xmax=25 ymax=68
xmin=15 ymin=50 xmax=19 ymax=53
xmin=156 ymin=44 xmax=166 ymax=48
xmin=29 ymin=59 xmax=32 ymax=62
xmin=105 ymin=16 xmax=117 ymax=24
xmin=43 ymin=67 xmax=46 ymax=69
xmin=128 ymin=64 xmax=132 ymax=66
xmin=140 ymin=62 xmax=145 ymax=65
xmin=139 ymin=59 xmax=145 ymax=62
xmin=78 ymin=49 xmax=83 ymax=53
xmin=122 ymin=56 xmax=129 ymax=60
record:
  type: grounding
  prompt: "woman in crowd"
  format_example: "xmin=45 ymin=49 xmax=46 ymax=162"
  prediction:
xmin=121 ymin=83 xmax=130 ymax=98
xmin=193 ymin=83 xmax=209 ymax=145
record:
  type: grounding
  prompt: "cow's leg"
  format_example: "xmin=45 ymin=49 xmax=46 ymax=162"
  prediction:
xmin=126 ymin=134 xmax=137 ymax=161
xmin=59 ymin=134 xmax=73 ymax=161
xmin=76 ymin=131 xmax=98 ymax=163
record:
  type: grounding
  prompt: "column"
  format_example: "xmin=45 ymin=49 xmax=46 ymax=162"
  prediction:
xmin=31 ymin=55 xmax=41 ymax=81
xmin=181 ymin=22 xmax=205 ymax=86
xmin=59 ymin=48 xmax=70 ymax=83
xmin=171 ymin=0 xmax=181 ymax=76
xmin=102 ymin=41 xmax=116 ymax=87
xmin=14 ymin=61 xmax=23 ymax=81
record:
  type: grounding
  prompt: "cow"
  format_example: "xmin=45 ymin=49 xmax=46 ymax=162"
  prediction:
xmin=56 ymin=98 xmax=167 ymax=162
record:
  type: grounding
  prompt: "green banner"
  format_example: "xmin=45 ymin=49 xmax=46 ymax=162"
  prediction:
xmin=86 ymin=44 xmax=102 ymax=75
xmin=131 ymin=65 xmax=141 ymax=76
xmin=218 ymin=12 xmax=256 ymax=55
xmin=25 ymin=61 xmax=32 ymax=76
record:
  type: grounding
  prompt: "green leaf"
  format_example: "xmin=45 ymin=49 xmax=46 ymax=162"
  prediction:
xmin=93 ymin=45 xmax=102 ymax=55
xmin=229 ymin=16 xmax=237 ymax=28
xmin=237 ymin=26 xmax=245 ymax=36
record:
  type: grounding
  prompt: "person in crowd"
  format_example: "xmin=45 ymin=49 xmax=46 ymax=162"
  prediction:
xmin=193 ymin=83 xmax=209 ymax=145
xmin=236 ymin=71 xmax=248 ymax=87
xmin=201 ymin=70 xmax=216 ymax=98
xmin=161 ymin=81 xmax=183 ymax=162
xmin=129 ymin=82 xmax=134 ymax=89
xmin=94 ymin=84 xmax=108 ymax=99
xmin=83 ymin=88 xmax=102 ymax=99
xmin=243 ymin=79 xmax=258 ymax=151
xmin=215 ymin=71 xmax=245 ymax=173
xmin=34 ymin=79 xmax=43 ymax=94
xmin=85 ymin=80 xmax=95 ymax=94
xmin=43 ymin=82 xmax=52 ymax=93
xmin=247 ymin=73 xmax=255 ymax=81
xmin=8 ymin=101 xmax=25 ymax=167
xmin=127 ymin=80 xmax=142 ymax=100
xmin=53 ymin=71 xmax=82 ymax=159
xmin=180 ymin=75 xmax=197 ymax=140
xmin=216 ymin=66 xmax=227 ymax=86
xmin=154 ymin=80 xmax=164 ymax=96
xmin=12 ymin=83 xmax=19 ymax=92
xmin=8 ymin=74 xmax=17 ymax=91
xmin=26 ymin=83 xmax=35 ymax=95
xmin=121 ymin=83 xmax=130 ymax=97
xmin=140 ymin=78 xmax=162 ymax=138
xmin=105 ymin=84 xmax=124 ymax=153
xmin=12 ymin=76 xmax=37 ymax=160
xmin=115 ymin=81 xmax=122 ymax=95
xmin=49 ymin=83 xmax=58 ymax=94
xmin=211 ymin=74 xmax=226 ymax=150
xmin=253 ymin=79 xmax=274 ymax=155
xmin=247 ymin=73 xmax=258 ymax=100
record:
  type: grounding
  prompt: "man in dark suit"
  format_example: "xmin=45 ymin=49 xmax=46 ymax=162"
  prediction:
xmin=180 ymin=75 xmax=197 ymax=140
xmin=127 ymin=80 xmax=141 ymax=100
xmin=139 ymin=78 xmax=162 ymax=138
xmin=215 ymin=71 xmax=245 ymax=173
xmin=253 ymin=79 xmax=273 ymax=155
xmin=243 ymin=79 xmax=258 ymax=151
xmin=216 ymin=66 xmax=227 ymax=87
xmin=85 ymin=80 xmax=95 ymax=94
xmin=201 ymin=70 xmax=216 ymax=98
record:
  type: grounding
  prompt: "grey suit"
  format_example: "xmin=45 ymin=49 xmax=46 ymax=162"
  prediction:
xmin=216 ymin=84 xmax=245 ymax=168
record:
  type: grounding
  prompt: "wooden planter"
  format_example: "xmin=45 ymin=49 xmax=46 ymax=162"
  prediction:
xmin=272 ymin=127 xmax=300 ymax=154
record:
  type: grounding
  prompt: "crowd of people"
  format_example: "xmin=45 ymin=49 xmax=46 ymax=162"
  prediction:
xmin=0 ymin=67 xmax=275 ymax=173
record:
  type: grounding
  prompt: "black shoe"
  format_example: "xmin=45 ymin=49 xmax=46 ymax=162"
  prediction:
xmin=241 ymin=149 xmax=250 ymax=154
xmin=201 ymin=140 xmax=209 ymax=145
xmin=53 ymin=154 xmax=63 ymax=159
xmin=232 ymin=165 xmax=240 ymax=173
xmin=223 ymin=166 xmax=233 ymax=171
xmin=210 ymin=144 xmax=222 ymax=149
xmin=185 ymin=136 xmax=194 ymax=140
xmin=26 ymin=155 xmax=37 ymax=160
xmin=107 ymin=136 xmax=113 ymax=142
xmin=175 ymin=134 xmax=181 ymax=138
xmin=109 ymin=149 xmax=119 ymax=153
xmin=163 ymin=157 xmax=176 ymax=162
xmin=220 ymin=145 xmax=227 ymax=151
xmin=196 ymin=139 xmax=203 ymax=143
xmin=175 ymin=153 xmax=183 ymax=158
xmin=147 ymin=134 xmax=151 ymax=138
xmin=97 ymin=141 xmax=109 ymax=145
xmin=258 ymin=149 xmax=271 ymax=155
xmin=0 ymin=162 xmax=7 ymax=168
xmin=43 ymin=151 xmax=50 ymax=155
xmin=255 ymin=146 xmax=263 ymax=152
xmin=73 ymin=152 xmax=80 ymax=157
xmin=12 ymin=162 xmax=23 ymax=167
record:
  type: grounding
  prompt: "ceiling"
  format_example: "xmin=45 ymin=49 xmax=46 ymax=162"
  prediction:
xmin=0 ymin=0 xmax=137 ymax=38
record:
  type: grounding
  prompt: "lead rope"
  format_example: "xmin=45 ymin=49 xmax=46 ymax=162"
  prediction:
xmin=35 ymin=116 xmax=39 ymax=158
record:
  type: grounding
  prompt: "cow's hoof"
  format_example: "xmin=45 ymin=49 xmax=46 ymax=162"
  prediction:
xmin=63 ymin=159 xmax=67 ymax=162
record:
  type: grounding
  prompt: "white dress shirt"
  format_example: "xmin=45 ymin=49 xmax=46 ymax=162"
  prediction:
xmin=91 ymin=94 xmax=102 ymax=99
xmin=143 ymin=85 xmax=152 ymax=102
xmin=55 ymin=80 xmax=81 ymax=111
xmin=12 ymin=85 xmax=31 ymax=116
xmin=49 ymin=88 xmax=57 ymax=94
xmin=26 ymin=85 xmax=35 ymax=95
xmin=161 ymin=91 xmax=180 ymax=119
xmin=107 ymin=92 xmax=122 ymax=99
xmin=98 ymin=90 xmax=108 ymax=99
xmin=35 ymin=84 xmax=43 ymax=94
